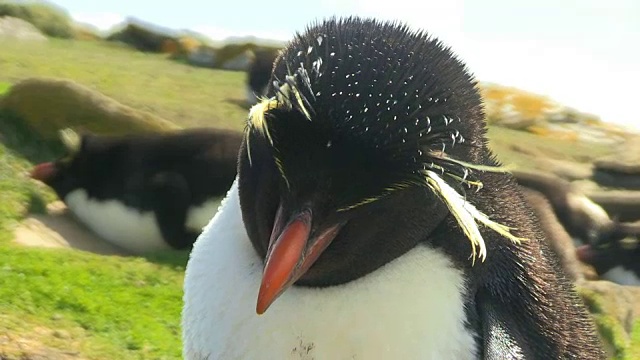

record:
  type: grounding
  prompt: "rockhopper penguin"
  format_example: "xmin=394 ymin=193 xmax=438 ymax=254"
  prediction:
xmin=30 ymin=128 xmax=241 ymax=254
xmin=182 ymin=17 xmax=604 ymax=359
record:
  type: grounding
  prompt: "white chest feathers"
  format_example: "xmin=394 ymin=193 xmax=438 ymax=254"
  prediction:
xmin=602 ymin=266 xmax=640 ymax=286
xmin=64 ymin=189 xmax=219 ymax=254
xmin=182 ymin=179 xmax=478 ymax=360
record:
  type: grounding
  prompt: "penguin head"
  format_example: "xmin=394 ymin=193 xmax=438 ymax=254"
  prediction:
xmin=237 ymin=17 xmax=521 ymax=314
xmin=576 ymin=232 xmax=639 ymax=277
xmin=30 ymin=129 xmax=117 ymax=198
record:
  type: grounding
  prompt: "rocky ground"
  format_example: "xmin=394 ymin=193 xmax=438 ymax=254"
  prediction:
xmin=0 ymin=16 xmax=48 ymax=42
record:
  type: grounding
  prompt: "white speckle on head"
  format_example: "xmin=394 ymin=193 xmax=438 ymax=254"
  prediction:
xmin=312 ymin=58 xmax=323 ymax=77
xmin=602 ymin=266 xmax=640 ymax=286
xmin=182 ymin=179 xmax=478 ymax=360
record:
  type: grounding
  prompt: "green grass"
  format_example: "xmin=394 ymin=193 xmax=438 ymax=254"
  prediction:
xmin=0 ymin=246 xmax=185 ymax=360
xmin=0 ymin=112 xmax=55 ymax=232
xmin=0 ymin=38 xmax=249 ymax=131
xmin=0 ymin=82 xmax=10 ymax=95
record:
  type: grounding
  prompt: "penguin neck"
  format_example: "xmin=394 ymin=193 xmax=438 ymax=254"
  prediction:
xmin=182 ymin=179 xmax=479 ymax=359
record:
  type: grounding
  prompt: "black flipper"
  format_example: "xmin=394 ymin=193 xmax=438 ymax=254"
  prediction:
xmin=477 ymin=276 xmax=604 ymax=360
xmin=149 ymin=172 xmax=195 ymax=250
xmin=479 ymin=293 xmax=526 ymax=360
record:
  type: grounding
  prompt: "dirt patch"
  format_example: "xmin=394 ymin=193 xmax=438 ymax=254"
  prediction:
xmin=0 ymin=328 xmax=85 ymax=360
xmin=13 ymin=201 xmax=129 ymax=256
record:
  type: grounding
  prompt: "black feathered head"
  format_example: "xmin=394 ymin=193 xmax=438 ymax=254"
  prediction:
xmin=238 ymin=17 xmax=524 ymax=314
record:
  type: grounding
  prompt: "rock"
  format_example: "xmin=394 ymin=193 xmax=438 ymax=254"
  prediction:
xmin=221 ymin=50 xmax=252 ymax=71
xmin=0 ymin=77 xmax=179 ymax=140
xmin=480 ymin=82 xmax=562 ymax=129
xmin=513 ymin=169 xmax=615 ymax=246
xmin=171 ymin=36 xmax=202 ymax=58
xmin=187 ymin=45 xmax=217 ymax=68
xmin=480 ymin=83 xmax=633 ymax=145
xmin=595 ymin=138 xmax=640 ymax=173
xmin=592 ymin=170 xmax=640 ymax=190
xmin=106 ymin=17 xmax=180 ymax=53
xmin=578 ymin=280 xmax=640 ymax=359
xmin=0 ymin=16 xmax=47 ymax=41
xmin=543 ymin=158 xmax=593 ymax=181
xmin=593 ymin=136 xmax=640 ymax=189
xmin=587 ymin=190 xmax=640 ymax=222
xmin=519 ymin=187 xmax=587 ymax=282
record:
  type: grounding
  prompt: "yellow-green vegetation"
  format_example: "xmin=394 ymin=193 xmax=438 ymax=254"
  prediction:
xmin=0 ymin=1 xmax=74 ymax=38
xmin=481 ymin=83 xmax=558 ymax=122
xmin=579 ymin=287 xmax=640 ymax=360
xmin=0 ymin=81 xmax=11 ymax=95
xmin=0 ymin=38 xmax=248 ymax=131
xmin=480 ymin=83 xmax=603 ymax=131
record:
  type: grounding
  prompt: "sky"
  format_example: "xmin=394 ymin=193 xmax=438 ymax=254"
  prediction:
xmin=52 ymin=0 xmax=640 ymax=130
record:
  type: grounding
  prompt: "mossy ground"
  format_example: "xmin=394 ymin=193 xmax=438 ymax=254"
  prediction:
xmin=0 ymin=38 xmax=635 ymax=359
xmin=579 ymin=287 xmax=640 ymax=360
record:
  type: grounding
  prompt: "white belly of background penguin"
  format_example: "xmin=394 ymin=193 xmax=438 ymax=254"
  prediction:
xmin=602 ymin=266 xmax=640 ymax=286
xmin=66 ymin=189 xmax=220 ymax=254
xmin=182 ymin=180 xmax=477 ymax=360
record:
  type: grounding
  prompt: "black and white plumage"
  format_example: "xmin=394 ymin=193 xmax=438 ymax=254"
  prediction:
xmin=31 ymin=128 xmax=241 ymax=253
xmin=577 ymin=222 xmax=640 ymax=286
xmin=182 ymin=17 xmax=604 ymax=359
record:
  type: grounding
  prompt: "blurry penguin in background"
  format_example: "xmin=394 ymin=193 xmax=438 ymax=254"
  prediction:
xmin=31 ymin=128 xmax=241 ymax=254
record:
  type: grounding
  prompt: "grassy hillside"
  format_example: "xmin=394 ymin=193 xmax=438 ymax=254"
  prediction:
xmin=0 ymin=39 xmax=248 ymax=131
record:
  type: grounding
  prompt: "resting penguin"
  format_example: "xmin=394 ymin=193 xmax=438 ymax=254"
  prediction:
xmin=182 ymin=17 xmax=604 ymax=359
xmin=577 ymin=222 xmax=640 ymax=286
xmin=30 ymin=128 xmax=241 ymax=254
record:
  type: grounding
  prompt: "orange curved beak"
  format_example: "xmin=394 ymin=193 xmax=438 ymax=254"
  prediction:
xmin=30 ymin=162 xmax=57 ymax=182
xmin=256 ymin=208 xmax=342 ymax=314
